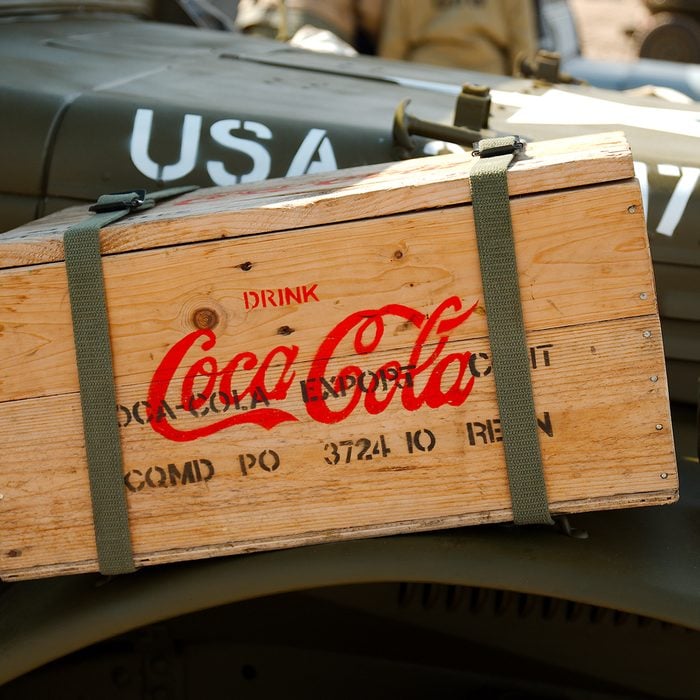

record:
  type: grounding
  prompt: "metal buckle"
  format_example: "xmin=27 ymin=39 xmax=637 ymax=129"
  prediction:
xmin=472 ymin=136 xmax=524 ymax=158
xmin=89 ymin=189 xmax=147 ymax=214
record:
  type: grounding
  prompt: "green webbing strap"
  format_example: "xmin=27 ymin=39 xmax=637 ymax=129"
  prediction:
xmin=64 ymin=185 xmax=197 ymax=575
xmin=469 ymin=137 xmax=553 ymax=526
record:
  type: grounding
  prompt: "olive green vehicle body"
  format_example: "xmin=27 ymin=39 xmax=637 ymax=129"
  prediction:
xmin=0 ymin=8 xmax=699 ymax=698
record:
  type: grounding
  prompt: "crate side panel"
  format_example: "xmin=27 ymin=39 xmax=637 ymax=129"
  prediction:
xmin=0 ymin=315 xmax=676 ymax=579
xmin=0 ymin=181 xmax=652 ymax=403
xmin=0 ymin=132 xmax=633 ymax=268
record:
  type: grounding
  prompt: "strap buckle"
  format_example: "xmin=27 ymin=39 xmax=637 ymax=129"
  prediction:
xmin=89 ymin=190 xmax=148 ymax=214
xmin=472 ymin=136 xmax=525 ymax=159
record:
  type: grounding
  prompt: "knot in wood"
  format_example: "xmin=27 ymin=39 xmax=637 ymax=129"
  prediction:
xmin=192 ymin=307 xmax=219 ymax=330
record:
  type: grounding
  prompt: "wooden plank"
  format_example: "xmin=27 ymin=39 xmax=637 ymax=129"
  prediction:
xmin=0 ymin=132 xmax=633 ymax=268
xmin=0 ymin=314 xmax=676 ymax=581
xmin=0 ymin=132 xmax=677 ymax=581
xmin=0 ymin=180 xmax=653 ymax=403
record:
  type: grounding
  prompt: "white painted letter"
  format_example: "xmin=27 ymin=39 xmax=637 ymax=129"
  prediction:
xmin=286 ymin=128 xmax=337 ymax=176
xmin=633 ymin=161 xmax=649 ymax=221
xmin=130 ymin=108 xmax=201 ymax=182
xmin=657 ymin=164 xmax=699 ymax=237
xmin=207 ymin=120 xmax=272 ymax=185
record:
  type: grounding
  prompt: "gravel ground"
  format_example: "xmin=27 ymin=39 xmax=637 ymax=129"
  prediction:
xmin=569 ymin=0 xmax=651 ymax=62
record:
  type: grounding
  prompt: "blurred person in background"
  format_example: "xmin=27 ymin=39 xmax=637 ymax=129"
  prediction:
xmin=236 ymin=0 xmax=537 ymax=75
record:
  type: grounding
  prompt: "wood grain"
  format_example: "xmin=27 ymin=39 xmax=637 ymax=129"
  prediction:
xmin=0 ymin=180 xmax=651 ymax=403
xmin=0 ymin=132 xmax=632 ymax=268
xmin=0 ymin=132 xmax=677 ymax=581
xmin=0 ymin=315 xmax=676 ymax=580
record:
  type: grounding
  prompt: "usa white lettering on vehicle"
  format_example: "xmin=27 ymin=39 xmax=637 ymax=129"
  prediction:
xmin=634 ymin=160 xmax=698 ymax=237
xmin=655 ymin=164 xmax=699 ymax=237
xmin=129 ymin=108 xmax=337 ymax=185
xmin=131 ymin=110 xmax=202 ymax=181
xmin=633 ymin=161 xmax=649 ymax=218
xmin=286 ymin=128 xmax=337 ymax=176
xmin=207 ymin=119 xmax=272 ymax=184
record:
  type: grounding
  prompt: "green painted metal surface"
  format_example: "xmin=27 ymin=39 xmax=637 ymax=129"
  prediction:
xmin=0 ymin=10 xmax=698 ymax=694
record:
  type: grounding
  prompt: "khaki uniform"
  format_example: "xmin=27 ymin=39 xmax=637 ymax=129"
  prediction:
xmin=236 ymin=0 xmax=383 ymax=45
xmin=236 ymin=0 xmax=536 ymax=75
xmin=378 ymin=0 xmax=537 ymax=75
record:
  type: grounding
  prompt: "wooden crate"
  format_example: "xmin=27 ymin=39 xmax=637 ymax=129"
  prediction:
xmin=0 ymin=132 xmax=677 ymax=581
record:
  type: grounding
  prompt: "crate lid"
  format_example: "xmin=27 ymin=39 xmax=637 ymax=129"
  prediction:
xmin=0 ymin=131 xmax=632 ymax=270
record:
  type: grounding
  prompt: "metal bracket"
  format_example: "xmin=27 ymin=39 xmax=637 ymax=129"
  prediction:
xmin=472 ymin=136 xmax=524 ymax=158
xmin=392 ymin=99 xmax=483 ymax=157
xmin=517 ymin=50 xmax=584 ymax=85
xmin=454 ymin=84 xmax=491 ymax=131
xmin=554 ymin=515 xmax=589 ymax=539
xmin=89 ymin=190 xmax=148 ymax=214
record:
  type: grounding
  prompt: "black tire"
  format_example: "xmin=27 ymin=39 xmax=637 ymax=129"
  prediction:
xmin=639 ymin=12 xmax=700 ymax=63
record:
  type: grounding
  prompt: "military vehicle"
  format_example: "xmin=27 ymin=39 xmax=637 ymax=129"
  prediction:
xmin=0 ymin=1 xmax=698 ymax=697
xmin=638 ymin=0 xmax=700 ymax=63
xmin=548 ymin=0 xmax=700 ymax=99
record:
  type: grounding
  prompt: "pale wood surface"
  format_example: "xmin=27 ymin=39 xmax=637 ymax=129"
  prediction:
xmin=0 ymin=315 xmax=676 ymax=580
xmin=0 ymin=181 xmax=653 ymax=403
xmin=0 ymin=132 xmax=632 ymax=268
xmin=0 ymin=132 xmax=677 ymax=581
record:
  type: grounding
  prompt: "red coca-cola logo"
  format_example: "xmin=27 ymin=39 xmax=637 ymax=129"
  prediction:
xmin=147 ymin=295 xmax=478 ymax=442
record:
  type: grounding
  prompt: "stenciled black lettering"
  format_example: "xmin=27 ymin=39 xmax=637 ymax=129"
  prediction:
xmin=258 ymin=450 xmax=281 ymax=472
xmin=146 ymin=466 xmax=167 ymax=488
xmin=468 ymin=352 xmax=491 ymax=378
xmin=132 ymin=400 xmax=151 ymax=425
xmin=406 ymin=428 xmax=436 ymax=453
xmin=187 ymin=393 xmax=210 ymax=418
xmin=466 ymin=421 xmax=488 ymax=446
xmin=124 ymin=469 xmax=144 ymax=492
xmin=117 ymin=404 xmax=132 ymax=428
xmin=239 ymin=453 xmax=257 ymax=476
xmin=209 ymin=391 xmax=231 ymax=414
xmin=466 ymin=412 xmax=552 ymax=447
xmin=320 ymin=376 xmax=340 ymax=399
xmin=299 ymin=378 xmax=315 ymax=403
xmin=154 ymin=400 xmax=177 ymax=423
xmin=239 ymin=451 xmax=279 ymax=475
xmin=530 ymin=344 xmax=554 ymax=369
xmin=250 ymin=387 xmax=270 ymax=409
xmin=358 ymin=370 xmax=379 ymax=393
xmin=198 ymin=458 xmax=215 ymax=481
xmin=537 ymin=411 xmax=554 ymax=437
xmin=125 ymin=459 xmax=215 ymax=492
